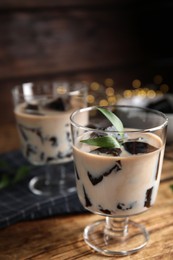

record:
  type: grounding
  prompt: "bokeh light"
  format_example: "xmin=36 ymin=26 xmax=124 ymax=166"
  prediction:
xmin=86 ymin=75 xmax=169 ymax=106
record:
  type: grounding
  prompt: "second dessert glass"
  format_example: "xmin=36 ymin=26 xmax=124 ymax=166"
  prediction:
xmin=70 ymin=105 xmax=167 ymax=256
xmin=12 ymin=81 xmax=88 ymax=196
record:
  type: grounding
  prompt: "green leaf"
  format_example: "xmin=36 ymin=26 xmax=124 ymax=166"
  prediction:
xmin=170 ymin=184 xmax=173 ymax=191
xmin=13 ymin=166 xmax=30 ymax=183
xmin=97 ymin=107 xmax=124 ymax=138
xmin=81 ymin=136 xmax=121 ymax=148
xmin=0 ymin=159 xmax=31 ymax=189
xmin=80 ymin=107 xmax=124 ymax=149
xmin=0 ymin=175 xmax=10 ymax=189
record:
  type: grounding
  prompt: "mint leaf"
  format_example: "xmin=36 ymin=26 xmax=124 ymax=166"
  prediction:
xmin=97 ymin=107 xmax=124 ymax=138
xmin=81 ymin=136 xmax=121 ymax=148
xmin=0 ymin=175 xmax=10 ymax=189
xmin=0 ymin=160 xmax=30 ymax=189
xmin=170 ymin=184 xmax=173 ymax=191
xmin=13 ymin=166 xmax=30 ymax=184
xmin=80 ymin=107 xmax=124 ymax=149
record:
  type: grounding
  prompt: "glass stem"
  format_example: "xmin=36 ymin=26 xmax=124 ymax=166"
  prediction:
xmin=44 ymin=164 xmax=52 ymax=185
xmin=44 ymin=164 xmax=65 ymax=191
xmin=104 ymin=217 xmax=129 ymax=238
xmin=58 ymin=164 xmax=66 ymax=193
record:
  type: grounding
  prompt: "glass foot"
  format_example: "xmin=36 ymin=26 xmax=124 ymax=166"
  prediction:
xmin=29 ymin=162 xmax=76 ymax=196
xmin=83 ymin=218 xmax=149 ymax=256
xmin=29 ymin=176 xmax=76 ymax=196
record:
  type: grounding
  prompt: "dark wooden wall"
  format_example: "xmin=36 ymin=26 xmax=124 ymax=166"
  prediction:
xmin=0 ymin=0 xmax=173 ymax=123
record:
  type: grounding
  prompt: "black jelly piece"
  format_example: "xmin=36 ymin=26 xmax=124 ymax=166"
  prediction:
xmin=90 ymin=147 xmax=122 ymax=156
xmin=18 ymin=125 xmax=28 ymax=141
xmin=66 ymin=152 xmax=72 ymax=158
xmin=35 ymin=129 xmax=44 ymax=143
xmin=98 ymin=205 xmax=111 ymax=215
xmin=117 ymin=201 xmax=136 ymax=211
xmin=88 ymin=172 xmax=103 ymax=185
xmin=57 ymin=152 xmax=64 ymax=159
xmin=40 ymin=152 xmax=45 ymax=161
xmin=123 ymin=141 xmax=156 ymax=154
xmin=74 ymin=164 xmax=80 ymax=180
xmin=45 ymin=97 xmax=70 ymax=111
xmin=25 ymin=103 xmax=39 ymax=111
xmin=144 ymin=187 xmax=153 ymax=208
xmin=66 ymin=131 xmax=71 ymax=142
xmin=90 ymin=131 xmax=107 ymax=138
xmin=49 ymin=136 xmax=58 ymax=146
xmin=25 ymin=103 xmax=44 ymax=116
xmin=26 ymin=144 xmax=37 ymax=157
xmin=83 ymin=185 xmax=92 ymax=207
xmin=87 ymin=160 xmax=122 ymax=185
xmin=19 ymin=124 xmax=44 ymax=143
xmin=46 ymin=157 xmax=55 ymax=163
xmin=57 ymin=151 xmax=72 ymax=159
xmin=86 ymin=124 xmax=98 ymax=129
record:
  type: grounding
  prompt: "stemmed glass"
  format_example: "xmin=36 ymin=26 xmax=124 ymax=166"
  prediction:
xmin=70 ymin=105 xmax=167 ymax=256
xmin=12 ymin=81 xmax=88 ymax=196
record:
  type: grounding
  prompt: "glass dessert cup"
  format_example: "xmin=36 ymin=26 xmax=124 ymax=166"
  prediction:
xmin=70 ymin=105 xmax=168 ymax=256
xmin=12 ymin=81 xmax=88 ymax=196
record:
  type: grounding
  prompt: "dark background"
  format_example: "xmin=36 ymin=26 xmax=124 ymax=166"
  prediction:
xmin=0 ymin=0 xmax=173 ymax=124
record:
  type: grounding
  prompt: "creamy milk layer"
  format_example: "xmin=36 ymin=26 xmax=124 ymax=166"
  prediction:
xmin=73 ymin=132 xmax=164 ymax=217
xmin=15 ymin=101 xmax=87 ymax=165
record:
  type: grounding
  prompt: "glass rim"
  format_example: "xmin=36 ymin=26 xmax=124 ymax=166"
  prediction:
xmin=12 ymin=81 xmax=88 ymax=98
xmin=70 ymin=105 xmax=168 ymax=133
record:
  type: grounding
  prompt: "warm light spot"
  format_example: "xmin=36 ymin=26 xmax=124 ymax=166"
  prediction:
xmin=108 ymin=96 xmax=117 ymax=104
xmin=90 ymin=82 xmax=100 ymax=91
xmin=123 ymin=90 xmax=133 ymax=98
xmin=138 ymin=89 xmax=146 ymax=97
xmin=147 ymin=90 xmax=156 ymax=98
xmin=87 ymin=95 xmax=95 ymax=104
xmin=132 ymin=79 xmax=141 ymax=88
xmin=99 ymin=99 xmax=108 ymax=106
xmin=160 ymin=84 xmax=169 ymax=93
xmin=104 ymin=78 xmax=114 ymax=87
xmin=133 ymin=89 xmax=139 ymax=96
xmin=153 ymin=75 xmax=163 ymax=85
xmin=143 ymin=87 xmax=149 ymax=92
xmin=105 ymin=87 xmax=115 ymax=96
xmin=56 ymin=86 xmax=67 ymax=95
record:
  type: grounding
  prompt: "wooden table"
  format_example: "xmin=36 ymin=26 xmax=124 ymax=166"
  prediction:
xmin=0 ymin=125 xmax=173 ymax=260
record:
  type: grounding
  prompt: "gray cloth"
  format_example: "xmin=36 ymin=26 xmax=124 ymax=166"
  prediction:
xmin=0 ymin=150 xmax=86 ymax=229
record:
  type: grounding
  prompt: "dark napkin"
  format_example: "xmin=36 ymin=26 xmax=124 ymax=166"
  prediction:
xmin=0 ymin=150 xmax=86 ymax=229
